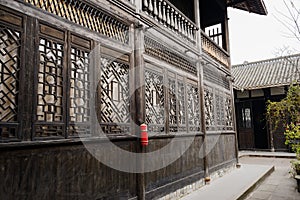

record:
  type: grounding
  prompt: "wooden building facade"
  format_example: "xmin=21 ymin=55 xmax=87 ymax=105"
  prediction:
xmin=0 ymin=0 xmax=267 ymax=199
xmin=233 ymin=54 xmax=300 ymax=151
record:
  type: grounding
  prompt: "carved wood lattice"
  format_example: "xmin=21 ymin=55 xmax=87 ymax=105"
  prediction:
xmin=204 ymin=86 xmax=233 ymax=131
xmin=69 ymin=47 xmax=91 ymax=136
xmin=99 ymin=57 xmax=130 ymax=134
xmin=168 ymin=78 xmax=177 ymax=132
xmin=177 ymin=81 xmax=186 ymax=132
xmin=0 ymin=26 xmax=21 ymax=139
xmin=36 ymin=37 xmax=64 ymax=137
xmin=204 ymin=86 xmax=214 ymax=130
xmin=225 ymin=94 xmax=233 ymax=130
xmin=144 ymin=36 xmax=197 ymax=75
xmin=215 ymin=91 xmax=225 ymax=130
xmin=24 ymin=0 xmax=129 ymax=43
xmin=203 ymin=65 xmax=230 ymax=90
xmin=187 ymin=83 xmax=200 ymax=132
xmin=145 ymin=69 xmax=165 ymax=133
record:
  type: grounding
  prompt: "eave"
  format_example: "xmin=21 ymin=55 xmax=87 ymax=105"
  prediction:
xmin=227 ymin=0 xmax=268 ymax=15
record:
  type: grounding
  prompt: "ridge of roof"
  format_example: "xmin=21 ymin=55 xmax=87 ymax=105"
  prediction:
xmin=232 ymin=53 xmax=300 ymax=68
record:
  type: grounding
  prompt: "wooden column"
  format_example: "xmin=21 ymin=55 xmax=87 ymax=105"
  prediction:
xmin=264 ymin=88 xmax=275 ymax=152
xmin=230 ymin=78 xmax=241 ymax=167
xmin=195 ymin=0 xmax=209 ymax=182
xmin=134 ymin=23 xmax=146 ymax=200
xmin=199 ymin=60 xmax=210 ymax=182
xmin=221 ymin=11 xmax=230 ymax=65
xmin=21 ymin=16 xmax=37 ymax=140
xmin=194 ymin=0 xmax=201 ymax=52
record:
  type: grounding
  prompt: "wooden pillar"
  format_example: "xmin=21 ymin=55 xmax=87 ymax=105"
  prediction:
xmin=199 ymin=60 xmax=210 ymax=182
xmin=195 ymin=0 xmax=209 ymax=182
xmin=264 ymin=88 xmax=275 ymax=152
xmin=134 ymin=23 xmax=146 ymax=200
xmin=21 ymin=16 xmax=37 ymax=140
xmin=230 ymin=81 xmax=241 ymax=167
xmin=194 ymin=0 xmax=201 ymax=52
xmin=221 ymin=10 xmax=230 ymax=65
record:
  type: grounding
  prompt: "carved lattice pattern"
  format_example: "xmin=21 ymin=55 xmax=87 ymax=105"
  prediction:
xmin=225 ymin=95 xmax=233 ymax=130
xmin=215 ymin=91 xmax=225 ymax=130
xmin=36 ymin=38 xmax=64 ymax=137
xmin=24 ymin=0 xmax=129 ymax=43
xmin=204 ymin=86 xmax=214 ymax=130
xmin=0 ymin=26 xmax=21 ymax=139
xmin=177 ymin=81 xmax=186 ymax=132
xmin=203 ymin=65 xmax=230 ymax=90
xmin=100 ymin=57 xmax=130 ymax=134
xmin=145 ymin=69 xmax=164 ymax=133
xmin=187 ymin=83 xmax=200 ymax=132
xmin=168 ymin=78 xmax=177 ymax=132
xmin=220 ymin=95 xmax=225 ymax=129
xmin=69 ymin=47 xmax=90 ymax=136
xmin=144 ymin=36 xmax=197 ymax=75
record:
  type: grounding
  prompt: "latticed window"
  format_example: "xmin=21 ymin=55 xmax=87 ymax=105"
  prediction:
xmin=237 ymin=102 xmax=252 ymax=129
xmin=0 ymin=3 xmax=135 ymax=141
xmin=0 ymin=24 xmax=21 ymax=141
xmin=204 ymin=85 xmax=234 ymax=131
xmin=99 ymin=57 xmax=130 ymax=134
xmin=34 ymin=24 xmax=93 ymax=138
xmin=145 ymin=69 xmax=165 ymax=133
xmin=145 ymin=65 xmax=201 ymax=134
xmin=187 ymin=82 xmax=201 ymax=132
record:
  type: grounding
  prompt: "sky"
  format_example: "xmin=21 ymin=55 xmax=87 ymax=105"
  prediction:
xmin=228 ymin=0 xmax=300 ymax=65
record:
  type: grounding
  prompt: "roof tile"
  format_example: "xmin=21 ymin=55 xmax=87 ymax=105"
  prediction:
xmin=232 ymin=54 xmax=300 ymax=90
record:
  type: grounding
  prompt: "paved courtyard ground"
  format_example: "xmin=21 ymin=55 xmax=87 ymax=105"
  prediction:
xmin=240 ymin=156 xmax=299 ymax=200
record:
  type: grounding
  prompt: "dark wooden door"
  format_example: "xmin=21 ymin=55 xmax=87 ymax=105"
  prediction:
xmin=236 ymin=101 xmax=255 ymax=149
xmin=252 ymin=99 xmax=269 ymax=149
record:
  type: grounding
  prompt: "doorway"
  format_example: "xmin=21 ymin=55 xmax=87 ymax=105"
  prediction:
xmin=252 ymin=99 xmax=268 ymax=149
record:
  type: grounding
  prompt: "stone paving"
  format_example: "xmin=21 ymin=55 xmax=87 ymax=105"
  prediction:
xmin=179 ymin=152 xmax=299 ymax=200
xmin=241 ymin=156 xmax=299 ymax=200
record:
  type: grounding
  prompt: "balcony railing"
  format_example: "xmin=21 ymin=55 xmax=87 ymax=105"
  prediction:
xmin=201 ymin=30 xmax=230 ymax=68
xmin=142 ymin=0 xmax=198 ymax=43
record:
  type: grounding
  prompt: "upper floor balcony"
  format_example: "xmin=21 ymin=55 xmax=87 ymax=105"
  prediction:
xmin=19 ymin=0 xmax=267 ymax=69
xmin=118 ymin=0 xmax=267 ymax=69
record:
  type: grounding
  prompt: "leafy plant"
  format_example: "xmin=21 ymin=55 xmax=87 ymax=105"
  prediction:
xmin=290 ymin=159 xmax=300 ymax=176
xmin=266 ymin=84 xmax=300 ymax=157
xmin=284 ymin=122 xmax=300 ymax=158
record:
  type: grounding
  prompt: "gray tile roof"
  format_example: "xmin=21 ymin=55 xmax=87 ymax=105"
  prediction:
xmin=232 ymin=54 xmax=300 ymax=90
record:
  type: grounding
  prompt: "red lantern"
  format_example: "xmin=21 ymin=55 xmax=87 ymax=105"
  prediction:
xmin=140 ymin=124 xmax=148 ymax=146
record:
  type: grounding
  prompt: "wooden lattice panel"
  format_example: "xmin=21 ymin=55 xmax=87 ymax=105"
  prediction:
xmin=215 ymin=90 xmax=225 ymax=130
xmin=168 ymin=78 xmax=177 ymax=132
xmin=177 ymin=81 xmax=186 ymax=132
xmin=145 ymin=69 xmax=165 ymax=133
xmin=204 ymin=86 xmax=214 ymax=130
xmin=99 ymin=57 xmax=130 ymax=134
xmin=0 ymin=25 xmax=21 ymax=139
xmin=69 ymin=46 xmax=91 ymax=136
xmin=187 ymin=82 xmax=200 ymax=132
xmin=144 ymin=36 xmax=197 ymax=75
xmin=224 ymin=94 xmax=233 ymax=130
xmin=36 ymin=37 xmax=64 ymax=137
xmin=24 ymin=0 xmax=129 ymax=44
xmin=203 ymin=64 xmax=230 ymax=90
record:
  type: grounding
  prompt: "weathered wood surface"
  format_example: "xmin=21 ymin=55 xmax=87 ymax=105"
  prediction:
xmin=0 ymin=1 xmax=237 ymax=199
